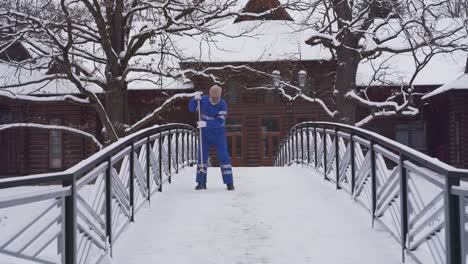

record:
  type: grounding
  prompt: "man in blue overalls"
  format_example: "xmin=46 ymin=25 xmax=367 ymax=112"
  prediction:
xmin=188 ymin=85 xmax=235 ymax=191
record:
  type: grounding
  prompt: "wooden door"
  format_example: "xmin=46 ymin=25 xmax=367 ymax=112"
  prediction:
xmin=226 ymin=118 xmax=245 ymax=166
xmin=259 ymin=117 xmax=280 ymax=166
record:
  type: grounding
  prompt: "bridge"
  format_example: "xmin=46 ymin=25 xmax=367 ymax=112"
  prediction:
xmin=0 ymin=122 xmax=467 ymax=264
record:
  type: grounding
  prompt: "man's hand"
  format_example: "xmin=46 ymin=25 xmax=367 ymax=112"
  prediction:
xmin=194 ymin=91 xmax=202 ymax=100
xmin=197 ymin=121 xmax=207 ymax=128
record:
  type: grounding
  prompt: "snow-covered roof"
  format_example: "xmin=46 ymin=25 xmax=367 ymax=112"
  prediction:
xmin=422 ymin=73 xmax=468 ymax=99
xmin=356 ymin=51 xmax=466 ymax=87
xmin=175 ymin=19 xmax=332 ymax=63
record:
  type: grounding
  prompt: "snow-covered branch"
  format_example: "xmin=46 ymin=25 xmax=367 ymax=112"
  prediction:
xmin=126 ymin=92 xmax=198 ymax=134
xmin=0 ymin=123 xmax=102 ymax=149
xmin=0 ymin=90 xmax=90 ymax=104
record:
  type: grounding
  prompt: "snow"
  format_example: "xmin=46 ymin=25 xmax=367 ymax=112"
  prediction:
xmin=107 ymin=166 xmax=412 ymax=264
xmin=356 ymin=50 xmax=466 ymax=87
xmin=174 ymin=20 xmax=332 ymax=63
xmin=422 ymin=73 xmax=468 ymax=99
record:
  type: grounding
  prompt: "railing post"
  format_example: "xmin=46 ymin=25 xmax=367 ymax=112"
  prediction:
xmin=445 ymin=173 xmax=461 ymax=264
xmin=314 ymin=127 xmax=317 ymax=168
xmin=168 ymin=130 xmax=172 ymax=183
xmin=350 ymin=132 xmax=356 ymax=196
xmin=370 ymin=139 xmax=377 ymax=227
xmin=306 ymin=127 xmax=310 ymax=164
xmin=63 ymin=176 xmax=77 ymax=264
xmin=192 ymin=133 xmax=195 ymax=166
xmin=335 ymin=128 xmax=340 ymax=190
xmin=323 ymin=129 xmax=327 ymax=181
xmin=105 ymin=156 xmax=113 ymax=255
xmin=295 ymin=128 xmax=299 ymax=164
xmin=399 ymin=153 xmax=408 ymax=262
xmin=181 ymin=131 xmax=185 ymax=167
xmin=159 ymin=133 xmax=163 ymax=192
xmin=146 ymin=136 xmax=151 ymax=202
xmin=129 ymin=143 xmax=135 ymax=222
xmin=300 ymin=127 xmax=304 ymax=164
xmin=175 ymin=129 xmax=179 ymax=174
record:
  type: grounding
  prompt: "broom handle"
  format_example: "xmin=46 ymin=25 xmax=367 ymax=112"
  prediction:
xmin=197 ymin=96 xmax=205 ymax=172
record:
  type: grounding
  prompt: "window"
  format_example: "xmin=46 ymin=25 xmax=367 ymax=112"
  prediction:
xmin=226 ymin=80 xmax=241 ymax=104
xmin=0 ymin=107 xmax=15 ymax=124
xmin=261 ymin=118 xmax=280 ymax=133
xmin=49 ymin=118 xmax=63 ymax=169
xmin=302 ymin=77 xmax=317 ymax=97
xmin=395 ymin=120 xmax=426 ymax=153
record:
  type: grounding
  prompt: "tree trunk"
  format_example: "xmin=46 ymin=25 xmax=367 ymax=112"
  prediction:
xmin=105 ymin=80 xmax=129 ymax=136
xmin=334 ymin=47 xmax=361 ymax=124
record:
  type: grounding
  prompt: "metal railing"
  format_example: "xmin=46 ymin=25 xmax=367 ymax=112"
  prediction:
xmin=274 ymin=121 xmax=468 ymax=264
xmin=0 ymin=124 xmax=198 ymax=264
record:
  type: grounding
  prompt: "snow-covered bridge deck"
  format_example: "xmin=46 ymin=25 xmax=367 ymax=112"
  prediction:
xmin=110 ymin=166 xmax=405 ymax=264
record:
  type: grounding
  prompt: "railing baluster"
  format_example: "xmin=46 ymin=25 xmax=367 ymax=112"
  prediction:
xmin=350 ymin=132 xmax=356 ymax=196
xmin=159 ymin=133 xmax=163 ymax=192
xmin=335 ymin=128 xmax=340 ymax=190
xmin=399 ymin=154 xmax=408 ymax=262
xmin=370 ymin=139 xmax=377 ymax=227
xmin=176 ymin=130 xmax=179 ymax=174
xmin=130 ymin=143 xmax=135 ymax=222
xmin=181 ymin=131 xmax=185 ymax=167
xmin=105 ymin=156 xmax=113 ymax=255
xmin=168 ymin=130 xmax=172 ymax=183
xmin=64 ymin=177 xmax=77 ymax=264
xmin=301 ymin=127 xmax=304 ymax=164
xmin=445 ymin=173 xmax=461 ymax=264
xmin=323 ymin=129 xmax=327 ymax=181
xmin=146 ymin=136 xmax=151 ymax=201
xmin=314 ymin=127 xmax=317 ymax=168
xmin=306 ymin=127 xmax=310 ymax=164
xmin=296 ymin=128 xmax=299 ymax=164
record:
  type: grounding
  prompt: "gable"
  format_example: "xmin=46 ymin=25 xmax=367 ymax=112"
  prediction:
xmin=234 ymin=0 xmax=293 ymax=23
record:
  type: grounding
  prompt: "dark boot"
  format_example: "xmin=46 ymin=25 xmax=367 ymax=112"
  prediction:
xmin=195 ymin=183 xmax=206 ymax=190
xmin=226 ymin=183 xmax=235 ymax=191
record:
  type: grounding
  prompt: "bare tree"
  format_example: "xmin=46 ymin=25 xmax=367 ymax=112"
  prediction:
xmin=287 ymin=0 xmax=468 ymax=124
xmin=0 ymin=0 xmax=275 ymax=143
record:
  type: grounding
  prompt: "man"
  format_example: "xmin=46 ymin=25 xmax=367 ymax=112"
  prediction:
xmin=188 ymin=85 xmax=235 ymax=191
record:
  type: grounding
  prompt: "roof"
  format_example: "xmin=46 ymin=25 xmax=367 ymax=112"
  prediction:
xmin=422 ymin=73 xmax=468 ymax=99
xmin=175 ymin=19 xmax=332 ymax=63
xmin=356 ymin=51 xmax=466 ymax=87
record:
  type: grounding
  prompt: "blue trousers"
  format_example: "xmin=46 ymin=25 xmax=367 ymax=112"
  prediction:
xmin=196 ymin=128 xmax=233 ymax=185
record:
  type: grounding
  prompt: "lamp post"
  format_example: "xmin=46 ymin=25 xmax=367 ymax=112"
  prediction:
xmin=298 ymin=70 xmax=307 ymax=93
xmin=272 ymin=70 xmax=281 ymax=89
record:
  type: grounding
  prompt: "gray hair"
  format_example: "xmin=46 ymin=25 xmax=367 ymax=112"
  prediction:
xmin=209 ymin=85 xmax=222 ymax=95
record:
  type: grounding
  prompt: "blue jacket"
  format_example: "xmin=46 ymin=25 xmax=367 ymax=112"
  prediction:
xmin=189 ymin=95 xmax=227 ymax=130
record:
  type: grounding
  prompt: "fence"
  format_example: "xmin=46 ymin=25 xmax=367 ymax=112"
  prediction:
xmin=274 ymin=121 xmax=468 ymax=264
xmin=0 ymin=124 xmax=198 ymax=264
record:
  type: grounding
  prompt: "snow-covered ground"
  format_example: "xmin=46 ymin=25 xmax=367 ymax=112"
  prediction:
xmin=107 ymin=166 xmax=411 ymax=264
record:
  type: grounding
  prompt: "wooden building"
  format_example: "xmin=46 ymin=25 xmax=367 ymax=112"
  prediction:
xmin=422 ymin=70 xmax=468 ymax=168
xmin=0 ymin=90 xmax=193 ymax=176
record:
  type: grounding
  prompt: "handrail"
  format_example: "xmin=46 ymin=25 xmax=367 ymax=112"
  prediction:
xmin=0 ymin=123 xmax=197 ymax=188
xmin=0 ymin=123 xmax=198 ymax=264
xmin=274 ymin=121 xmax=468 ymax=264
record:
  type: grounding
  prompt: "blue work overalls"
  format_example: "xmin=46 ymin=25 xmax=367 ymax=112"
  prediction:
xmin=188 ymin=95 xmax=234 ymax=185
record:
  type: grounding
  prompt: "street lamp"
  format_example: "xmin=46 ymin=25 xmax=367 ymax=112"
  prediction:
xmin=272 ymin=70 xmax=281 ymax=88
xmin=298 ymin=70 xmax=307 ymax=91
